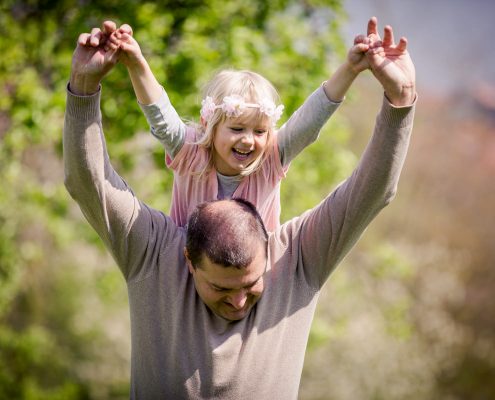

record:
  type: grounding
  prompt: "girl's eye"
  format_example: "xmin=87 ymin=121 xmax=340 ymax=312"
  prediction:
xmin=230 ymin=127 xmax=244 ymax=132
xmin=255 ymin=130 xmax=267 ymax=136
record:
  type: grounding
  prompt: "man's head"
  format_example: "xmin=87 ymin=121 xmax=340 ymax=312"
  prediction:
xmin=184 ymin=199 xmax=268 ymax=321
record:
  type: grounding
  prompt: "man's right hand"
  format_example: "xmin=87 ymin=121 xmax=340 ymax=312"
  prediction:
xmin=69 ymin=20 xmax=123 ymax=95
xmin=365 ymin=17 xmax=416 ymax=106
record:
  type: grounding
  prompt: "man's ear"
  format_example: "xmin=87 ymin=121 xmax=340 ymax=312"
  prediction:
xmin=184 ymin=247 xmax=195 ymax=274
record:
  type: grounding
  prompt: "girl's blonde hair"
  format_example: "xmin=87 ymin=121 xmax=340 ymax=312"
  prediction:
xmin=194 ymin=69 xmax=281 ymax=178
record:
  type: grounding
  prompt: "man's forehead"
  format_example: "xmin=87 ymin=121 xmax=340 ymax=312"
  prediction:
xmin=209 ymin=268 xmax=265 ymax=290
xmin=200 ymin=248 xmax=267 ymax=287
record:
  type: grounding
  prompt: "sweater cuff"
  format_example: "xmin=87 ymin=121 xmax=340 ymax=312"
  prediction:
xmin=139 ymin=87 xmax=171 ymax=125
xmin=317 ymin=84 xmax=344 ymax=106
xmin=65 ymin=82 xmax=102 ymax=122
xmin=379 ymin=92 xmax=417 ymax=129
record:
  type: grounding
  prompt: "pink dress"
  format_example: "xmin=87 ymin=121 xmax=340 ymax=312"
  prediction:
xmin=167 ymin=127 xmax=288 ymax=231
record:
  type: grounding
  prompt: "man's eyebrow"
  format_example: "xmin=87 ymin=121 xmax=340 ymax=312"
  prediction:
xmin=211 ymin=275 xmax=263 ymax=291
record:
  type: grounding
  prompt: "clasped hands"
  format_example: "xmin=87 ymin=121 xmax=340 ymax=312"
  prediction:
xmin=70 ymin=17 xmax=416 ymax=105
xmin=350 ymin=16 xmax=416 ymax=106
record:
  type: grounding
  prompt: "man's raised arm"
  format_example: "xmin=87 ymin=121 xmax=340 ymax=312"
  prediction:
xmin=278 ymin=17 xmax=417 ymax=288
xmin=64 ymin=21 xmax=175 ymax=280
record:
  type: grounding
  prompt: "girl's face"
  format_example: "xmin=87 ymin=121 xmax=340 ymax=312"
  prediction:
xmin=212 ymin=115 xmax=270 ymax=176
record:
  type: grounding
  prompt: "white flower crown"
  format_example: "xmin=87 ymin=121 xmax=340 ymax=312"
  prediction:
xmin=200 ymin=95 xmax=284 ymax=124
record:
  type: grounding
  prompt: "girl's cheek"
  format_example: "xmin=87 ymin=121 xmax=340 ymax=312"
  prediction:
xmin=259 ymin=138 xmax=269 ymax=150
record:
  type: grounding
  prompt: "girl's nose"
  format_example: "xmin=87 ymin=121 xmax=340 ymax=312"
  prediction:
xmin=240 ymin=131 xmax=254 ymax=144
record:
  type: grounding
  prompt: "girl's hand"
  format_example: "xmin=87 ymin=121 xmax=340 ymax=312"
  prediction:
xmin=347 ymin=34 xmax=371 ymax=74
xmin=105 ymin=25 xmax=145 ymax=69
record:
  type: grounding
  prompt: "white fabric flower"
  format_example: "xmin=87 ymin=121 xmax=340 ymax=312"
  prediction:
xmin=199 ymin=95 xmax=284 ymax=123
xmin=200 ymin=96 xmax=217 ymax=121
xmin=272 ymin=104 xmax=284 ymax=122
xmin=259 ymin=98 xmax=276 ymax=117
xmin=259 ymin=98 xmax=284 ymax=123
xmin=221 ymin=95 xmax=246 ymax=118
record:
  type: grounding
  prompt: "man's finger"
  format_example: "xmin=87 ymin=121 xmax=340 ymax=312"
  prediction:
xmin=90 ymin=28 xmax=102 ymax=47
xmin=367 ymin=16 xmax=378 ymax=36
xmin=103 ymin=20 xmax=117 ymax=35
xmin=396 ymin=37 xmax=408 ymax=52
xmin=119 ymin=23 xmax=133 ymax=36
xmin=383 ymin=25 xmax=394 ymax=47
xmin=77 ymin=32 xmax=91 ymax=46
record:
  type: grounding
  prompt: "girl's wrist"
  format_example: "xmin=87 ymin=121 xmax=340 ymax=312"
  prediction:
xmin=341 ymin=60 xmax=362 ymax=78
xmin=124 ymin=54 xmax=147 ymax=72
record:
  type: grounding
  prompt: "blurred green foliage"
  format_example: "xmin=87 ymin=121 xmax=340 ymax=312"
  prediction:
xmin=0 ymin=1 xmax=352 ymax=398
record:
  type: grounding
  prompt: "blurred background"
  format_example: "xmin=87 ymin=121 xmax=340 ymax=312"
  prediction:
xmin=0 ymin=0 xmax=493 ymax=399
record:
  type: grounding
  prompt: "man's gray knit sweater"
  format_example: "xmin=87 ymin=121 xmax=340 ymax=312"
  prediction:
xmin=63 ymin=87 xmax=415 ymax=399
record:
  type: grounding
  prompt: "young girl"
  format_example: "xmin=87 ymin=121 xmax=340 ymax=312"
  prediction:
xmin=108 ymin=28 xmax=370 ymax=231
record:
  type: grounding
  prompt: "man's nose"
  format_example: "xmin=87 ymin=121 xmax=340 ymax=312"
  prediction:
xmin=227 ymin=291 xmax=248 ymax=310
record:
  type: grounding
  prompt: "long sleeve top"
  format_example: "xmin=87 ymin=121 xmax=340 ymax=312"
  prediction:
xmin=140 ymin=86 xmax=341 ymax=230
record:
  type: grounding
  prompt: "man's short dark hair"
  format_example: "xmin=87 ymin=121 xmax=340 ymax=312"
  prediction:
xmin=186 ymin=198 xmax=268 ymax=269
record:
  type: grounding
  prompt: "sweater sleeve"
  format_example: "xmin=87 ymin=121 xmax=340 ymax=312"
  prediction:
xmin=139 ymin=87 xmax=187 ymax=158
xmin=276 ymin=95 xmax=416 ymax=289
xmin=63 ymin=86 xmax=180 ymax=282
xmin=277 ymin=86 xmax=341 ymax=167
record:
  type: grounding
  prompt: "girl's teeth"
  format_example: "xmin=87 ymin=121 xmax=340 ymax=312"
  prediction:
xmin=234 ymin=149 xmax=250 ymax=155
xmin=232 ymin=148 xmax=251 ymax=160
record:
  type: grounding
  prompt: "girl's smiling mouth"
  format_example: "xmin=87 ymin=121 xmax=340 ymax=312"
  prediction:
xmin=232 ymin=148 xmax=253 ymax=160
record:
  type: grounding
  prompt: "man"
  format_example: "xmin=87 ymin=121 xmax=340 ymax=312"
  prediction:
xmin=64 ymin=18 xmax=416 ymax=399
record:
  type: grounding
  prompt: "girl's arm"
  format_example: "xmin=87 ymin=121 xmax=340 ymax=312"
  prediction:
xmin=112 ymin=30 xmax=186 ymax=158
xmin=277 ymin=35 xmax=370 ymax=166
xmin=116 ymin=31 xmax=162 ymax=104
xmin=322 ymin=34 xmax=370 ymax=102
